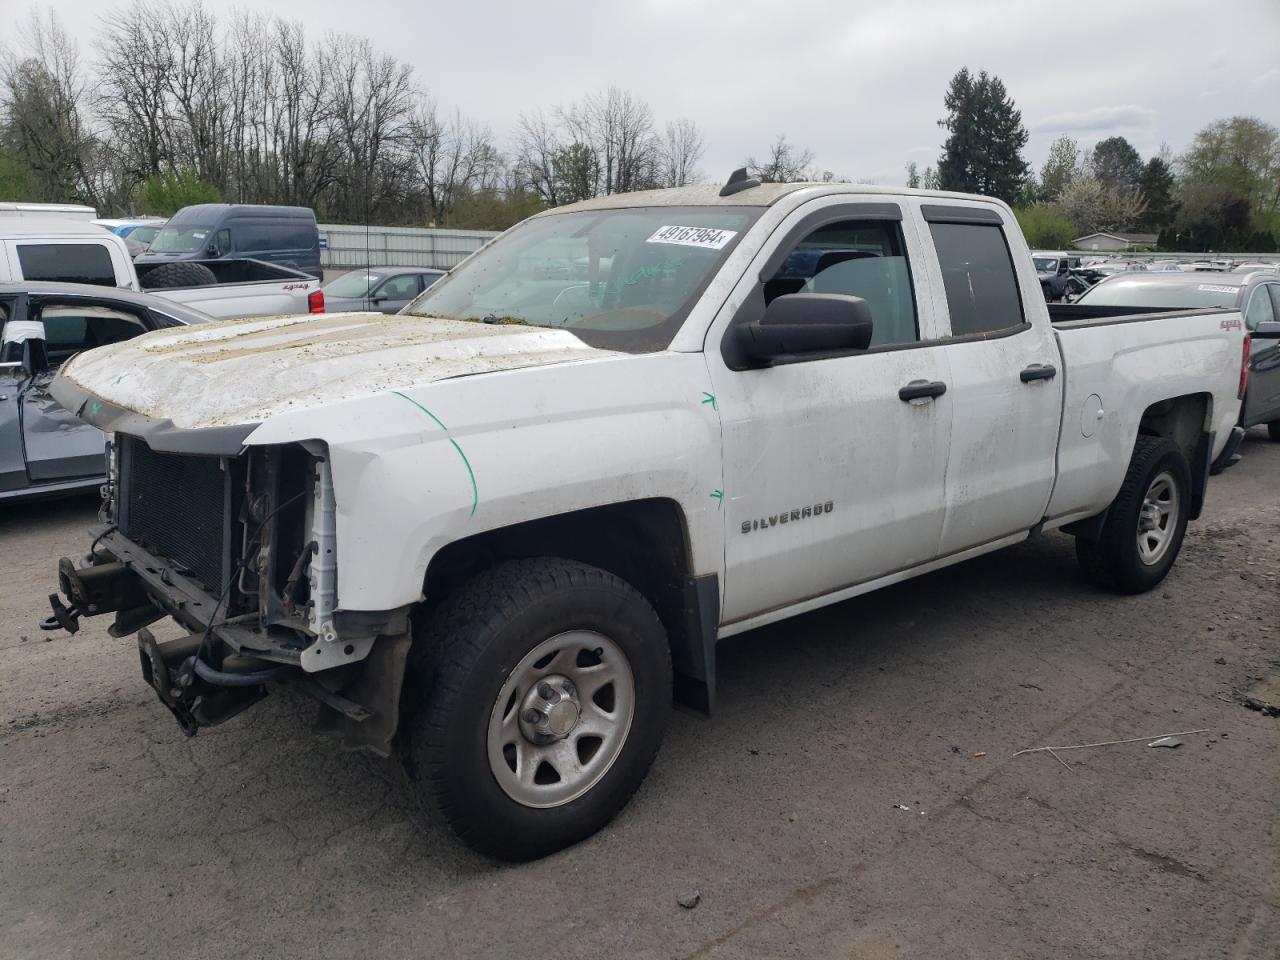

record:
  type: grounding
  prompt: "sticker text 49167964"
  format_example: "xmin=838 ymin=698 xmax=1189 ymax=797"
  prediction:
xmin=646 ymin=225 xmax=738 ymax=250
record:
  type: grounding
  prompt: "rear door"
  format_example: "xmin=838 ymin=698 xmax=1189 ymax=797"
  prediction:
xmin=914 ymin=203 xmax=1061 ymax=555
xmin=20 ymin=298 xmax=149 ymax=482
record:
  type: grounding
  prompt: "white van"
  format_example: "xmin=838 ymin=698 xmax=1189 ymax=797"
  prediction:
xmin=0 ymin=218 xmax=137 ymax=289
xmin=0 ymin=202 xmax=98 ymax=222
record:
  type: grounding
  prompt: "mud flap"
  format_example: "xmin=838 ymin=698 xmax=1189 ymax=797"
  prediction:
xmin=314 ymin=632 xmax=411 ymax=756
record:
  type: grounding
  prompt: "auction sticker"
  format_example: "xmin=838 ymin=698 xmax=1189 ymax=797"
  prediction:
xmin=1197 ymin=284 xmax=1237 ymax=295
xmin=646 ymin=225 xmax=737 ymax=249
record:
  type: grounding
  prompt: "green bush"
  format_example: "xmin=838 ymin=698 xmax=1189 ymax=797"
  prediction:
xmin=138 ymin=169 xmax=221 ymax=216
xmin=1014 ymin=204 xmax=1077 ymax=249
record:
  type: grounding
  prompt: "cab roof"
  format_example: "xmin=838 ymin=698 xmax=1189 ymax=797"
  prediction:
xmin=535 ymin=181 xmax=1008 ymax=215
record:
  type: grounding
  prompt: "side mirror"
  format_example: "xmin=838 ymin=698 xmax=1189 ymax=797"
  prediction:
xmin=1254 ymin=320 xmax=1280 ymax=338
xmin=371 ymin=290 xmax=389 ymax=303
xmin=734 ymin=294 xmax=874 ymax=365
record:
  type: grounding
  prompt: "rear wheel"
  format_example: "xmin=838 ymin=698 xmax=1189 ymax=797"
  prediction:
xmin=401 ymin=558 xmax=671 ymax=860
xmin=1075 ymin=436 xmax=1191 ymax=594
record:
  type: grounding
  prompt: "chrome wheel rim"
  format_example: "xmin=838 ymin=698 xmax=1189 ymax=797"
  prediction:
xmin=1136 ymin=471 xmax=1179 ymax=565
xmin=487 ymin=631 xmax=635 ymax=809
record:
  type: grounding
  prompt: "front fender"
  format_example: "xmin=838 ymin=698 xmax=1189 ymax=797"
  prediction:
xmin=246 ymin=353 xmax=724 ymax=612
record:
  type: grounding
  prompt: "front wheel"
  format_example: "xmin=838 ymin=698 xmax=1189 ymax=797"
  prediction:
xmin=401 ymin=558 xmax=671 ymax=860
xmin=1075 ymin=436 xmax=1191 ymax=594
xmin=1268 ymin=421 xmax=1280 ymax=442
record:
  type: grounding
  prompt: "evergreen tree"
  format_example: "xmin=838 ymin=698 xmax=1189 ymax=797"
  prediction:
xmin=936 ymin=68 xmax=1029 ymax=203
xmin=1137 ymin=156 xmax=1177 ymax=231
xmin=1090 ymin=136 xmax=1144 ymax=191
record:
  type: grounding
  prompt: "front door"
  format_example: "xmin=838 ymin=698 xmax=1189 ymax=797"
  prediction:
xmin=21 ymin=299 xmax=148 ymax=482
xmin=708 ymin=200 xmax=953 ymax=626
xmin=371 ymin=273 xmax=422 ymax=313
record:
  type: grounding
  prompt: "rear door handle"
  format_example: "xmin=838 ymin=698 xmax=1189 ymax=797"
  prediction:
xmin=1020 ymin=363 xmax=1057 ymax=383
xmin=898 ymin=380 xmax=947 ymax=402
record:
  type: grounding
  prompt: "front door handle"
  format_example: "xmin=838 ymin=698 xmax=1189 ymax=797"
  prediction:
xmin=1020 ymin=363 xmax=1058 ymax=383
xmin=899 ymin=380 xmax=947 ymax=402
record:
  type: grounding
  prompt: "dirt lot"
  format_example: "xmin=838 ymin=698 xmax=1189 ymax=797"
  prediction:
xmin=2 ymin=429 xmax=1277 ymax=960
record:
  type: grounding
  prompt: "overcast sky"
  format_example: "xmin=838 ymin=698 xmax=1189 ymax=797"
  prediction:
xmin=36 ymin=0 xmax=1280 ymax=186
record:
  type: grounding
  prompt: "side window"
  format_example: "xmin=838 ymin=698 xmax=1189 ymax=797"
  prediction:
xmin=1269 ymin=284 xmax=1280 ymax=320
xmin=929 ymin=222 xmax=1026 ymax=336
xmin=210 ymin=229 xmax=231 ymax=257
xmin=1245 ymin=285 xmax=1277 ymax=331
xmin=17 ymin=244 xmax=117 ymax=287
xmin=420 ymin=272 xmax=443 ymax=292
xmin=37 ymin=303 xmax=146 ymax=365
xmin=378 ymin=274 xmax=419 ymax=299
xmin=764 ymin=219 xmax=919 ymax=347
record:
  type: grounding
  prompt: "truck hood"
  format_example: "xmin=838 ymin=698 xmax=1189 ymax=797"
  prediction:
xmin=59 ymin=311 xmax=619 ymax=429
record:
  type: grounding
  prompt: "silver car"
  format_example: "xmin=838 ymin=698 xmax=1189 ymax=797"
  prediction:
xmin=321 ymin=267 xmax=445 ymax=314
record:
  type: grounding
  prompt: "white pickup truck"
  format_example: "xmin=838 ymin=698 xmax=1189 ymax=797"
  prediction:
xmin=0 ymin=218 xmax=323 ymax=319
xmin=45 ymin=176 xmax=1265 ymax=860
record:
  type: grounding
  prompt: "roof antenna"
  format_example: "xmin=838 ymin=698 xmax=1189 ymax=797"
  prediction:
xmin=719 ymin=167 xmax=761 ymax=197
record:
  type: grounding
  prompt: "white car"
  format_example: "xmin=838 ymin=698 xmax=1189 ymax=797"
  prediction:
xmin=46 ymin=176 xmax=1263 ymax=860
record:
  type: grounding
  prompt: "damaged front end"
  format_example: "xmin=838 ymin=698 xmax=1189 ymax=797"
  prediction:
xmin=45 ymin=431 xmax=411 ymax=753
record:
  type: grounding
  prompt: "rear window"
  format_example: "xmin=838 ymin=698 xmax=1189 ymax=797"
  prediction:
xmin=1078 ymin=279 xmax=1240 ymax=310
xmin=17 ymin=243 xmax=117 ymax=286
xmin=929 ymin=222 xmax=1025 ymax=336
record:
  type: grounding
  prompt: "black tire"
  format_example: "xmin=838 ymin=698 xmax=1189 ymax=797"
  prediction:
xmin=139 ymin=261 xmax=217 ymax=289
xmin=400 ymin=558 xmax=671 ymax=861
xmin=1075 ymin=436 xmax=1191 ymax=594
xmin=1268 ymin=421 xmax=1280 ymax=442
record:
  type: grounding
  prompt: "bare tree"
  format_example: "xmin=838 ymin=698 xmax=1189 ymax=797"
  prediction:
xmin=661 ymin=118 xmax=704 ymax=187
xmin=514 ymin=110 xmax=563 ymax=207
xmin=409 ymin=98 xmax=499 ymax=224
xmin=745 ymin=135 xmax=815 ymax=183
xmin=326 ymin=33 xmax=415 ymax=221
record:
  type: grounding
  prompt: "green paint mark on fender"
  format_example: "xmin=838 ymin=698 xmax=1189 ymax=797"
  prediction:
xmin=390 ymin=390 xmax=478 ymax=517
xmin=710 ymin=489 xmax=723 ymax=509
xmin=701 ymin=391 xmax=717 ymax=411
xmin=113 ymin=374 xmax=127 ymax=385
xmin=89 ymin=401 xmax=102 ymax=416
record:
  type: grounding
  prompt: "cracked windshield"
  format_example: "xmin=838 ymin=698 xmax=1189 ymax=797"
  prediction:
xmin=406 ymin=206 xmax=758 ymax=351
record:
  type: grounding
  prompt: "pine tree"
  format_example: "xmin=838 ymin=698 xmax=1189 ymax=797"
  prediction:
xmin=1137 ymin=156 xmax=1177 ymax=231
xmin=936 ymin=68 xmax=1029 ymax=203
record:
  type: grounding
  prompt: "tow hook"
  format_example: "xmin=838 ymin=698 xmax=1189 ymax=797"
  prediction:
xmin=41 ymin=593 xmax=85 ymax=634
xmin=137 ymin=628 xmax=201 ymax=737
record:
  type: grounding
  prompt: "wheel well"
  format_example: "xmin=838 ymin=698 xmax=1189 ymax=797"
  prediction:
xmin=1137 ymin=392 xmax=1212 ymax=520
xmin=421 ymin=499 xmax=714 ymax=709
xmin=1138 ymin=393 xmax=1209 ymax=465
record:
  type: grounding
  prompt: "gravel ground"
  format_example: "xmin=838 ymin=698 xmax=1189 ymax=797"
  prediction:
xmin=1 ymin=428 xmax=1277 ymax=960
